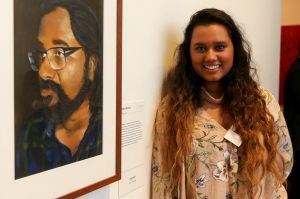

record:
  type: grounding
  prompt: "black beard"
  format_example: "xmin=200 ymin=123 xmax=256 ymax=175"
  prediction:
xmin=34 ymin=71 xmax=91 ymax=125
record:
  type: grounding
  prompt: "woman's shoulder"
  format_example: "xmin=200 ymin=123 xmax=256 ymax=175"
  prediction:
xmin=154 ymin=98 xmax=167 ymax=137
xmin=259 ymin=86 xmax=281 ymax=121
xmin=156 ymin=96 xmax=169 ymax=115
xmin=259 ymin=87 xmax=273 ymax=103
xmin=154 ymin=97 xmax=169 ymax=128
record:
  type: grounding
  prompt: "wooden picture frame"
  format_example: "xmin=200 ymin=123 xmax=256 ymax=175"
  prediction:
xmin=0 ymin=0 xmax=121 ymax=198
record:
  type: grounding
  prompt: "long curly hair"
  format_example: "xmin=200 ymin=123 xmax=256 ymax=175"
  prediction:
xmin=160 ymin=8 xmax=284 ymax=197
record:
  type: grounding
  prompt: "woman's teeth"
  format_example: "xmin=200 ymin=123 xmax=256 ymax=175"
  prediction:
xmin=203 ymin=65 xmax=220 ymax=70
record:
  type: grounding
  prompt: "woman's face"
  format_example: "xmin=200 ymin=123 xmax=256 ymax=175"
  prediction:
xmin=189 ymin=24 xmax=234 ymax=87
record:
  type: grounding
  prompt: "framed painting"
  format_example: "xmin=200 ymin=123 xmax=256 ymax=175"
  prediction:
xmin=0 ymin=0 xmax=122 ymax=198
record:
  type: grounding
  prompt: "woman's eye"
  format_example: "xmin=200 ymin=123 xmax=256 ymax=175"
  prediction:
xmin=215 ymin=44 xmax=226 ymax=51
xmin=196 ymin=46 xmax=206 ymax=52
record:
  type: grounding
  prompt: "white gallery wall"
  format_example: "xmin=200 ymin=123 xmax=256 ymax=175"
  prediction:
xmin=0 ymin=0 xmax=281 ymax=198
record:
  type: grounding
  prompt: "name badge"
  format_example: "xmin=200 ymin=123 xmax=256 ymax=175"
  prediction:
xmin=224 ymin=129 xmax=242 ymax=147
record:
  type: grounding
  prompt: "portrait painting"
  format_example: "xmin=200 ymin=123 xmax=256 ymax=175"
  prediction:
xmin=14 ymin=0 xmax=104 ymax=179
xmin=5 ymin=0 xmax=122 ymax=197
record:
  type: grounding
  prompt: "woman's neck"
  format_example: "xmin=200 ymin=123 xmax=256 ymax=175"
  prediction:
xmin=202 ymin=82 xmax=224 ymax=99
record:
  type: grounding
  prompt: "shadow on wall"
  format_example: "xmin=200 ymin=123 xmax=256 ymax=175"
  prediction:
xmin=162 ymin=26 xmax=182 ymax=77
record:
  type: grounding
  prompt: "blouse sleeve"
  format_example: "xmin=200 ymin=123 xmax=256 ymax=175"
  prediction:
xmin=151 ymin=101 xmax=173 ymax=199
xmin=264 ymin=89 xmax=294 ymax=180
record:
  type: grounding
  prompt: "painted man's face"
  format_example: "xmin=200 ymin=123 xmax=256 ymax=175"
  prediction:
xmin=38 ymin=7 xmax=87 ymax=106
xmin=36 ymin=7 xmax=93 ymax=124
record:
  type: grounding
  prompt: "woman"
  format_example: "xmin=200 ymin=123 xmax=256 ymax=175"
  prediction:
xmin=151 ymin=8 xmax=293 ymax=199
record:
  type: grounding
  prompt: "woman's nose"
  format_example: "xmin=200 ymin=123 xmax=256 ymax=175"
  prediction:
xmin=204 ymin=49 xmax=217 ymax=61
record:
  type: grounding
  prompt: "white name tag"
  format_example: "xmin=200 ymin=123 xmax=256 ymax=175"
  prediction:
xmin=224 ymin=129 xmax=242 ymax=147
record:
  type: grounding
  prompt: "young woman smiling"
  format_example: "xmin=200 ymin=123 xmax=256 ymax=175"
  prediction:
xmin=151 ymin=8 xmax=293 ymax=199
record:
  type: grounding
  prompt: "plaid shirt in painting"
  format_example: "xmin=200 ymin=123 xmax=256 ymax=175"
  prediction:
xmin=15 ymin=111 xmax=102 ymax=179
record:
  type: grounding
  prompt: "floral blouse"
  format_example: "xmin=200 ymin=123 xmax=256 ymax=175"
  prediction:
xmin=151 ymin=89 xmax=293 ymax=199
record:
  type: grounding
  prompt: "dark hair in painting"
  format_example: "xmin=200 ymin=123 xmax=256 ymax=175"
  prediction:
xmin=39 ymin=0 xmax=103 ymax=115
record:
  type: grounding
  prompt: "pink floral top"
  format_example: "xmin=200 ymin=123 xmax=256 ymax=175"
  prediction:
xmin=152 ymin=89 xmax=293 ymax=199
